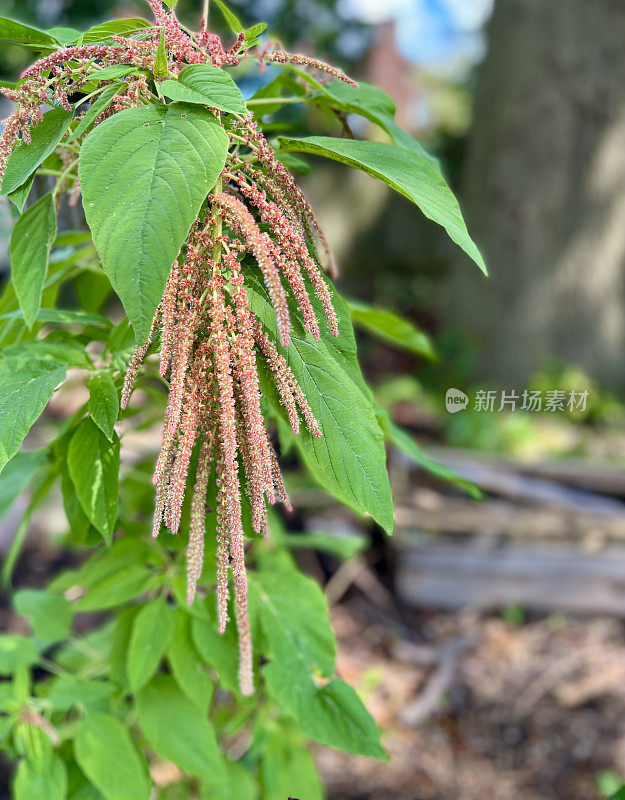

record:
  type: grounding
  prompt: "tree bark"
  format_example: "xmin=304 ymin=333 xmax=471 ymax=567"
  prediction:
xmin=449 ymin=0 xmax=625 ymax=387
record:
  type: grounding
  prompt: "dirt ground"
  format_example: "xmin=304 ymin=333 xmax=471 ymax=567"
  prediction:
xmin=319 ymin=599 xmax=625 ymax=800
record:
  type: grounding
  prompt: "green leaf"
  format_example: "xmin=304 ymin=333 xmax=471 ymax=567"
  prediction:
xmin=45 ymin=675 xmax=116 ymax=711
xmin=127 ymin=597 xmax=172 ymax=692
xmin=347 ymin=298 xmax=436 ymax=359
xmin=46 ymin=26 xmax=80 ymax=45
xmin=80 ymin=104 xmax=228 ymax=343
xmin=14 ymin=589 xmax=72 ymax=644
xmin=81 ymin=18 xmax=150 ymax=44
xmin=0 ymin=635 xmax=38 ymax=674
xmin=2 ymin=338 xmax=90 ymax=368
xmin=70 ymin=83 xmax=124 ymax=142
xmin=109 ymin=607 xmax=137 ymax=688
xmin=53 ymin=622 xmax=114 ymax=675
xmin=160 ymin=64 xmax=247 ymax=115
xmin=162 ymin=0 xmax=179 ymax=8
xmin=87 ymin=65 xmax=137 ymax=82
xmin=202 ymin=758 xmax=257 ymax=800
xmin=191 ymin=609 xmax=240 ymax=694
xmin=0 ymin=450 xmax=47 ymax=521
xmin=74 ymin=564 xmax=159 ymax=613
xmin=242 ymin=22 xmax=266 ymax=49
xmin=153 ymin=26 xmax=168 ymax=78
xmin=0 ymin=16 xmax=58 ymax=49
xmin=14 ymin=755 xmax=68 ymax=800
xmin=249 ymin=568 xmax=335 ymax=678
xmin=0 ymin=350 xmax=67 ymax=474
xmin=88 ymin=374 xmax=119 ymax=441
xmin=2 ymin=108 xmax=73 ymax=196
xmin=249 ymin=275 xmax=394 ymax=533
xmin=300 ymin=678 xmax=388 ymax=760
xmin=136 ymin=675 xmax=224 ymax=782
xmin=8 ymin=172 xmax=35 ymax=212
xmin=260 ymin=731 xmax=323 ymax=800
xmin=312 ymin=79 xmax=435 ymax=158
xmin=61 ymin=469 xmax=91 ymax=539
xmin=284 ymin=531 xmax=368 ymax=560
xmin=4 ymin=308 xmax=110 ymax=327
xmin=67 ymin=419 xmax=120 ymax=543
xmin=376 ymin=406 xmax=482 ymax=499
xmin=278 ymin=135 xmax=486 ymax=274
xmin=10 ymin=193 xmax=56 ymax=328
xmin=50 ymin=537 xmax=156 ymax=592
xmin=168 ymin=610 xmax=214 ymax=713
xmin=213 ymin=0 xmax=243 ymax=32
xmin=74 ymin=713 xmax=151 ymax=800
xmin=250 ymin=567 xmax=386 ymax=758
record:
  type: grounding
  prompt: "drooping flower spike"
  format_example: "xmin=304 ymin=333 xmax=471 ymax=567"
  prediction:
xmin=0 ymin=0 xmax=355 ymax=697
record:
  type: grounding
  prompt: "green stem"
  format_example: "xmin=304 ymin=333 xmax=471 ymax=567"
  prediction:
xmin=52 ymin=159 xmax=78 ymax=201
xmin=246 ymin=96 xmax=304 ymax=106
xmin=73 ymin=83 xmax=110 ymax=109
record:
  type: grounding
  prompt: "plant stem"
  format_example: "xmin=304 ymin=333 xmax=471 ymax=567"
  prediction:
xmin=246 ymin=96 xmax=304 ymax=106
xmin=52 ymin=158 xmax=78 ymax=201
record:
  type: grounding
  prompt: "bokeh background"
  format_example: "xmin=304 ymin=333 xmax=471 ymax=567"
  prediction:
xmin=3 ymin=1 xmax=625 ymax=799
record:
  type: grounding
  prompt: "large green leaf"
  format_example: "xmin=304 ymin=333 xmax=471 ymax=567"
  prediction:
xmin=0 ymin=635 xmax=38 ymax=674
xmin=80 ymin=18 xmax=150 ymax=44
xmin=1 ymin=108 xmax=73 ymax=196
xmin=260 ymin=730 xmax=323 ymax=800
xmin=88 ymin=373 xmax=119 ymax=442
xmin=0 ymin=16 xmax=58 ymax=49
xmin=126 ymin=597 xmax=172 ymax=692
xmin=278 ymin=135 xmax=486 ymax=274
xmin=0 ymin=350 xmax=67 ymax=474
xmin=13 ymin=589 xmax=72 ymax=644
xmin=168 ymin=610 xmax=214 ymax=713
xmin=249 ymin=568 xmax=335 ymax=678
xmin=45 ymin=674 xmax=116 ymax=711
xmin=160 ymin=65 xmax=247 ymax=115
xmin=298 ymin=677 xmax=388 ymax=760
xmin=213 ymin=0 xmax=243 ymax=32
xmin=202 ymin=759 xmax=257 ymax=800
xmin=347 ymin=298 xmax=436 ymax=359
xmin=67 ymin=419 xmax=120 ymax=543
xmin=0 ymin=450 xmax=47 ymax=521
xmin=136 ymin=675 xmax=224 ymax=782
xmin=8 ymin=173 xmax=35 ymax=212
xmin=153 ymin=27 xmax=168 ymax=79
xmin=46 ymin=26 xmax=80 ymax=45
xmin=248 ymin=275 xmax=394 ymax=533
xmin=80 ymin=104 xmax=228 ymax=343
xmin=13 ymin=755 xmax=67 ymax=800
xmin=74 ymin=713 xmax=151 ymax=800
xmin=75 ymin=564 xmax=159 ymax=613
xmin=250 ymin=566 xmax=386 ymax=758
xmin=312 ymin=79 xmax=436 ymax=158
xmin=10 ymin=193 xmax=56 ymax=328
xmin=191 ymin=608 xmax=240 ymax=695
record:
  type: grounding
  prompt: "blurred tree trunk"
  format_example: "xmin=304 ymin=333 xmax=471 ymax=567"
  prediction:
xmin=449 ymin=0 xmax=625 ymax=387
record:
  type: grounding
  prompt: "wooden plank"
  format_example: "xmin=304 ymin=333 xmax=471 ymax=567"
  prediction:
xmin=395 ymin=540 xmax=625 ymax=615
xmin=394 ymin=495 xmax=625 ymax=541
xmin=420 ymin=445 xmax=625 ymax=499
